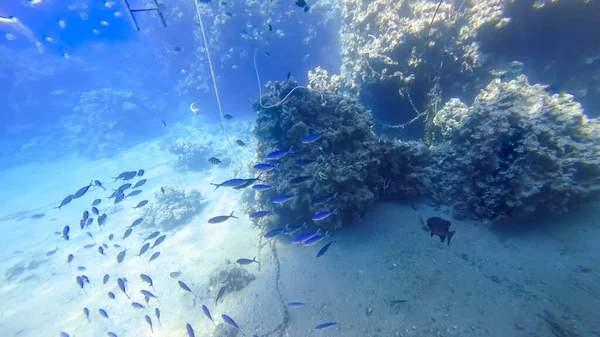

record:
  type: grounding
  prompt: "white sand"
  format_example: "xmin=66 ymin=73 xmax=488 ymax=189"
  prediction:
xmin=0 ymin=122 xmax=598 ymax=337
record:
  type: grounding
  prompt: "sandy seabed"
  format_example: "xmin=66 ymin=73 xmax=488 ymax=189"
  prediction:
xmin=0 ymin=126 xmax=598 ymax=337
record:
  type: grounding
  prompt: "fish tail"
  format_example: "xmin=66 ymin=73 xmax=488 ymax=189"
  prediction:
xmin=210 ymin=183 xmax=220 ymax=191
xmin=333 ymin=209 xmax=338 ymax=215
xmin=447 ymin=231 xmax=456 ymax=246
xmin=333 ymin=192 xmax=339 ymax=200
xmin=230 ymin=211 xmax=238 ymax=219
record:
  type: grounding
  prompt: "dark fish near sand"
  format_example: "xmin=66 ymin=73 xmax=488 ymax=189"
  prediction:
xmin=134 ymin=200 xmax=148 ymax=209
xmin=268 ymin=24 xmax=272 ymax=31
xmin=143 ymin=231 xmax=160 ymax=242
xmin=236 ymin=139 xmax=245 ymax=146
xmin=210 ymin=178 xmax=246 ymax=190
xmin=208 ymin=157 xmax=221 ymax=165
xmin=170 ymin=271 xmax=182 ymax=278
xmin=149 ymin=252 xmax=160 ymax=261
xmin=215 ymin=286 xmax=226 ymax=305
xmin=287 ymin=302 xmax=305 ymax=307
xmin=315 ymin=322 xmax=336 ymax=329
xmin=186 ymin=323 xmax=196 ymax=337
xmin=94 ymin=180 xmax=106 ymax=190
xmin=130 ymin=217 xmax=144 ymax=228
xmin=66 ymin=253 xmax=74 ymax=265
xmin=222 ymin=314 xmax=242 ymax=331
xmin=92 ymin=198 xmax=101 ymax=206
xmin=99 ymin=308 xmax=109 ymax=319
xmin=46 ymin=246 xmax=59 ymax=256
xmin=155 ymin=308 xmax=161 ymax=325
xmin=132 ymin=302 xmax=145 ymax=309
xmin=83 ymin=307 xmax=90 ymax=323
xmin=145 ymin=314 xmax=153 ymax=333
xmin=140 ymin=274 xmax=155 ymax=290
xmin=224 ymin=114 xmax=233 ymax=120
xmin=98 ymin=213 xmax=107 ymax=227
xmin=62 ymin=226 xmax=70 ymax=241
xmin=151 ymin=235 xmax=166 ymax=248
xmin=73 ymin=182 xmax=92 ymax=199
xmin=98 ymin=246 xmax=106 ymax=255
xmin=117 ymin=183 xmax=132 ymax=192
xmin=123 ymin=228 xmax=132 ymax=239
xmin=141 ymin=289 xmax=157 ymax=298
xmin=114 ymin=171 xmax=137 ymax=181
xmin=108 ymin=332 xmax=118 ymax=337
xmin=264 ymin=227 xmax=285 ymax=238
xmin=133 ymin=179 xmax=147 ymax=189
xmin=265 ymin=146 xmax=293 ymax=160
xmin=236 ymin=257 xmax=260 ymax=265
xmin=295 ymin=0 xmax=306 ymax=7
xmin=31 ymin=213 xmax=45 ymax=219
xmin=103 ymin=274 xmax=109 ymax=284
xmin=202 ymin=304 xmax=215 ymax=324
xmin=118 ymin=277 xmax=129 ymax=298
xmin=108 ymin=291 xmax=115 ymax=299
xmin=426 ymin=217 xmax=455 ymax=246
xmin=316 ymin=240 xmax=335 ymax=258
xmin=138 ymin=242 xmax=150 ymax=256
xmin=117 ymin=249 xmax=127 ymax=263
xmin=138 ymin=169 xmax=145 ymax=176
xmin=302 ymin=133 xmax=324 ymax=144
xmin=126 ymin=190 xmax=142 ymax=198
xmin=208 ymin=211 xmax=238 ymax=224
xmin=55 ymin=195 xmax=74 ymax=210
xmin=304 ymin=5 xmax=310 ymax=12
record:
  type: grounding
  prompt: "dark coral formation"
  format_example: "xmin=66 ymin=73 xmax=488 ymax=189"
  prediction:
xmin=250 ymin=75 xmax=600 ymax=225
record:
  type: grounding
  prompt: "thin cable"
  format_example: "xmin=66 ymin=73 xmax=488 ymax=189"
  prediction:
xmin=253 ymin=49 xmax=324 ymax=109
xmin=193 ymin=0 xmax=237 ymax=159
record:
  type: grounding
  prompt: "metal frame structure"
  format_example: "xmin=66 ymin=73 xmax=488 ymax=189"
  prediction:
xmin=121 ymin=0 xmax=167 ymax=31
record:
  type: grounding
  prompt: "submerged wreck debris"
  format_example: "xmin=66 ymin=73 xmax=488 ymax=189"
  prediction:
xmin=142 ymin=186 xmax=204 ymax=231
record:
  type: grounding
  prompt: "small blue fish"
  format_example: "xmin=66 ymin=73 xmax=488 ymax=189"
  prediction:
xmin=236 ymin=257 xmax=260 ymax=265
xmin=145 ymin=314 xmax=153 ymax=333
xmin=282 ymin=223 xmax=307 ymax=235
xmin=140 ymin=274 xmax=155 ymax=290
xmin=103 ymin=274 xmax=109 ymax=284
xmin=134 ymin=200 xmax=148 ymax=209
xmin=314 ymin=322 xmax=336 ymax=330
xmin=77 ymin=266 xmax=87 ymax=271
xmin=126 ymin=190 xmax=142 ymax=198
xmin=118 ymin=278 xmax=130 ymax=299
xmin=249 ymin=210 xmax=272 ymax=218
xmin=141 ymin=289 xmax=158 ymax=298
xmin=312 ymin=192 xmax=338 ymax=206
xmin=210 ymin=178 xmax=247 ymax=191
xmin=272 ymin=195 xmax=295 ymax=204
xmin=265 ymin=146 xmax=293 ymax=160
xmin=312 ymin=209 xmax=337 ymax=221
xmin=302 ymin=133 xmax=323 ymax=144
xmin=316 ymin=241 xmax=335 ymax=258
xmin=186 ymin=323 xmax=196 ymax=337
xmin=253 ymin=163 xmax=279 ymax=172
xmin=289 ymin=176 xmax=311 ymax=185
xmin=83 ymin=307 xmax=91 ymax=323
xmin=55 ymin=194 xmax=74 ymax=210
xmin=264 ymin=228 xmax=285 ymax=238
xmin=303 ymin=231 xmax=329 ymax=246
xmin=108 ymin=332 xmax=118 ymax=337
xmin=92 ymin=199 xmax=101 ymax=206
xmin=202 ymin=305 xmax=216 ymax=325
xmin=94 ymin=180 xmax=106 ymax=190
xmin=287 ymin=302 xmax=306 ymax=307
xmin=31 ymin=213 xmax=45 ymax=219
xmin=108 ymin=291 xmax=115 ymax=299
xmin=293 ymin=229 xmax=321 ymax=244
xmin=155 ymin=308 xmax=161 ymax=325
xmin=252 ymin=184 xmax=272 ymax=191
xmin=221 ymin=314 xmax=242 ymax=330
xmin=295 ymin=159 xmax=314 ymax=166
xmin=208 ymin=211 xmax=238 ymax=224
xmin=132 ymin=302 xmax=145 ymax=309
xmin=99 ymin=308 xmax=109 ymax=319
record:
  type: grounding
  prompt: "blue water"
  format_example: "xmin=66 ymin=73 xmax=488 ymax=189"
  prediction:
xmin=1 ymin=1 xmax=599 ymax=337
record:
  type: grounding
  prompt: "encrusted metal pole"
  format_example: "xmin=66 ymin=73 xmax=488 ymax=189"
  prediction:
xmin=121 ymin=0 xmax=167 ymax=31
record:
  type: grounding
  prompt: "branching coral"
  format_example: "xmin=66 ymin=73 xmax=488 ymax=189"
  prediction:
xmin=143 ymin=186 xmax=204 ymax=231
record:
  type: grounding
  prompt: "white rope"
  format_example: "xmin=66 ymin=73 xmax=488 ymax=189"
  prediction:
xmin=193 ymin=0 xmax=237 ymax=158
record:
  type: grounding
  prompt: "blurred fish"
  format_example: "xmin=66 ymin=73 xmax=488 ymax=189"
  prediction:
xmin=145 ymin=314 xmax=153 ymax=333
xmin=312 ymin=209 xmax=337 ymax=221
xmin=140 ymin=274 xmax=155 ymax=290
xmin=99 ymin=308 xmax=109 ymax=319
xmin=46 ymin=246 xmax=59 ymax=256
xmin=544 ymin=85 xmax=560 ymax=95
xmin=117 ymin=183 xmax=132 ymax=192
xmin=149 ymin=252 xmax=160 ymax=261
xmin=155 ymin=308 xmax=161 ymax=325
xmin=224 ymin=114 xmax=233 ymax=120
xmin=76 ymin=276 xmax=85 ymax=291
xmin=202 ymin=305 xmax=216 ymax=325
xmin=122 ymin=228 xmax=132 ymax=240
xmin=295 ymin=159 xmax=314 ymax=166
xmin=73 ymin=182 xmax=92 ymax=199
xmin=62 ymin=226 xmax=70 ymax=241
xmin=98 ymin=214 xmax=107 ymax=227
xmin=208 ymin=211 xmax=238 ymax=224
xmin=236 ymin=139 xmax=245 ymax=146
xmin=118 ymin=278 xmax=129 ymax=299
xmin=31 ymin=213 xmax=45 ymax=219
xmin=134 ymin=200 xmax=148 ymax=209
xmin=283 ymin=222 xmax=306 ymax=235
xmin=83 ymin=307 xmax=90 ymax=323
xmin=108 ymin=332 xmax=118 ymax=337
xmin=221 ymin=314 xmax=242 ymax=332
xmin=272 ymin=195 xmax=295 ymax=204
xmin=295 ymin=0 xmax=306 ymax=7
xmin=103 ymin=274 xmax=109 ymax=284
xmin=304 ymin=5 xmax=310 ymax=12
xmin=143 ymin=231 xmax=160 ymax=242
xmin=236 ymin=257 xmax=260 ymax=265
xmin=114 ymin=171 xmax=137 ymax=181
xmin=220 ymin=1 xmax=227 ymax=5
xmin=108 ymin=234 xmax=114 ymax=240
xmin=162 ymin=120 xmax=167 ymax=127
xmin=265 ymin=146 xmax=293 ymax=160
xmin=186 ymin=323 xmax=196 ymax=337
xmin=133 ymin=179 xmax=147 ymax=189
xmin=390 ymin=299 xmax=407 ymax=305
xmin=132 ymin=302 xmax=145 ymax=309
xmin=108 ymin=291 xmax=115 ymax=299
xmin=253 ymin=163 xmax=279 ymax=172
xmin=303 ymin=231 xmax=329 ymax=246
xmin=151 ymin=235 xmax=166 ymax=248
xmin=174 ymin=46 xmax=182 ymax=52
xmin=268 ymin=24 xmax=272 ymax=31
xmin=302 ymin=133 xmax=323 ymax=144
xmin=265 ymin=52 xmax=271 ymax=57
xmin=293 ymin=229 xmax=320 ymax=244
xmin=215 ymin=286 xmax=226 ymax=305
xmin=315 ymin=322 xmax=336 ymax=329
xmin=86 ymin=217 xmax=93 ymax=226
xmin=225 ymin=12 xmax=233 ymax=17
xmin=249 ymin=210 xmax=272 ymax=218
xmin=264 ymin=227 xmax=285 ymax=238
xmin=231 ymin=64 xmax=238 ymax=69
xmin=94 ymin=180 xmax=106 ymax=190
xmin=210 ymin=178 xmax=247 ymax=190
xmin=82 ymin=210 xmax=89 ymax=221
xmin=130 ymin=217 xmax=144 ymax=228
xmin=141 ymin=289 xmax=157 ymax=298
xmin=287 ymin=302 xmax=305 ymax=307
xmin=117 ymin=249 xmax=127 ymax=263
xmin=98 ymin=246 xmax=106 ymax=255
xmin=55 ymin=195 xmax=74 ymax=210
xmin=170 ymin=271 xmax=182 ymax=278
xmin=138 ymin=242 xmax=150 ymax=256
xmin=289 ymin=176 xmax=311 ymax=185
xmin=316 ymin=240 xmax=335 ymax=258
xmin=208 ymin=157 xmax=221 ymax=165
xmin=252 ymin=184 xmax=271 ymax=191
xmin=138 ymin=169 xmax=145 ymax=176
xmin=178 ymin=281 xmax=197 ymax=299
xmin=126 ymin=190 xmax=142 ymax=198
xmin=240 ymin=30 xmax=248 ymax=36
xmin=91 ymin=207 xmax=100 ymax=216
xmin=426 ymin=217 xmax=455 ymax=246
xmin=313 ymin=193 xmax=338 ymax=206
xmin=233 ymin=174 xmax=263 ymax=189
xmin=287 ymin=72 xmax=291 ymax=81
xmin=60 ymin=332 xmax=70 ymax=337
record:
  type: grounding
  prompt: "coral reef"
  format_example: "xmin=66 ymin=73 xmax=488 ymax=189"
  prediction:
xmin=209 ymin=265 xmax=256 ymax=302
xmin=168 ymin=139 xmax=225 ymax=171
xmin=142 ymin=186 xmax=204 ymax=231
xmin=423 ymin=75 xmax=600 ymax=219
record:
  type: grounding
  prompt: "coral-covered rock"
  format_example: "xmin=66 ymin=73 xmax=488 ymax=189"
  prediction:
xmin=143 ymin=186 xmax=204 ymax=231
xmin=168 ymin=139 xmax=218 ymax=171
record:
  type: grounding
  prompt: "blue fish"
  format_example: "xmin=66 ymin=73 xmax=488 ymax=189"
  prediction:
xmin=289 ymin=176 xmax=311 ymax=185
xmin=302 ymin=133 xmax=324 ymax=144
xmin=236 ymin=257 xmax=260 ymax=265
xmin=202 ymin=305 xmax=216 ymax=325
xmin=272 ymin=195 xmax=295 ymax=204
xmin=252 ymin=184 xmax=272 ymax=191
xmin=282 ymin=222 xmax=307 ymax=235
xmin=316 ymin=241 xmax=335 ymax=258
xmin=312 ymin=209 xmax=337 ymax=221
xmin=221 ymin=314 xmax=242 ymax=331
xmin=208 ymin=211 xmax=238 ymax=224
xmin=304 ymin=232 xmax=329 ymax=246
xmin=108 ymin=332 xmax=118 ymax=337
xmin=264 ymin=228 xmax=285 ymax=238
xmin=265 ymin=146 xmax=293 ymax=160
xmin=210 ymin=178 xmax=247 ymax=191
xmin=99 ymin=308 xmax=109 ymax=319
xmin=315 ymin=322 xmax=336 ymax=330
xmin=312 ymin=192 xmax=338 ymax=206
xmin=293 ymin=229 xmax=321 ymax=244
xmin=295 ymin=159 xmax=314 ymax=166
xmin=253 ymin=163 xmax=279 ymax=172
xmin=132 ymin=302 xmax=145 ymax=309
xmin=186 ymin=323 xmax=196 ymax=337
xmin=249 ymin=210 xmax=272 ymax=218
xmin=287 ymin=302 xmax=306 ymax=307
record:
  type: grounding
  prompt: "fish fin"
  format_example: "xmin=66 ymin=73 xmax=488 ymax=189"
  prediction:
xmin=440 ymin=235 xmax=446 ymax=243
xmin=210 ymin=183 xmax=219 ymax=191
xmin=447 ymin=231 xmax=455 ymax=246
